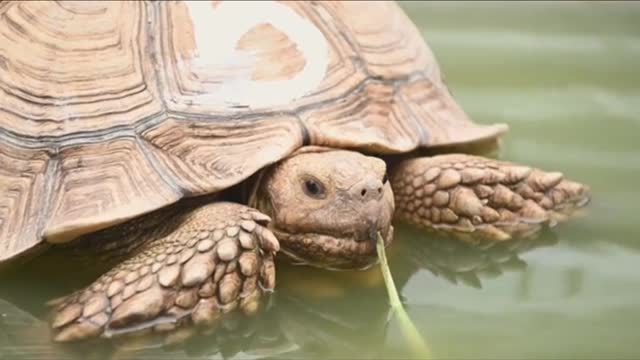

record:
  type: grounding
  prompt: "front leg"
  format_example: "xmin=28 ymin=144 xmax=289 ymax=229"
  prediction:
xmin=50 ymin=202 xmax=278 ymax=342
xmin=390 ymin=154 xmax=590 ymax=241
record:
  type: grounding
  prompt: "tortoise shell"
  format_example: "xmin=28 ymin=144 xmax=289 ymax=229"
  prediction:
xmin=0 ymin=1 xmax=507 ymax=262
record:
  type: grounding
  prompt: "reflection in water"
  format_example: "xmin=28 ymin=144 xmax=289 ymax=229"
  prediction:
xmin=564 ymin=268 xmax=584 ymax=299
xmin=0 ymin=225 xmax=557 ymax=360
xmin=395 ymin=226 xmax=558 ymax=291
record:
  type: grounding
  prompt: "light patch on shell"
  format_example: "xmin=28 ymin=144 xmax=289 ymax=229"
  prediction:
xmin=183 ymin=1 xmax=329 ymax=108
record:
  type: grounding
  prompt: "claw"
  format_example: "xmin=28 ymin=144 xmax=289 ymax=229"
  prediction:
xmin=391 ymin=154 xmax=590 ymax=242
xmin=49 ymin=202 xmax=277 ymax=342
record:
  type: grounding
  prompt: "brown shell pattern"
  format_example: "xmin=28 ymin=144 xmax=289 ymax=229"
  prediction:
xmin=0 ymin=1 xmax=507 ymax=262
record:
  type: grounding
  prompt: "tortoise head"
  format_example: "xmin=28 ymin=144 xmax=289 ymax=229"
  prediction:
xmin=251 ymin=147 xmax=395 ymax=270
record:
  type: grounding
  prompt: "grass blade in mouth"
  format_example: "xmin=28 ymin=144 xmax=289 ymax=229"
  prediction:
xmin=376 ymin=232 xmax=432 ymax=359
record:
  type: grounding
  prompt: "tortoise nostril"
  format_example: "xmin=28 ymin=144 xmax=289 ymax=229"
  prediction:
xmin=355 ymin=179 xmax=384 ymax=200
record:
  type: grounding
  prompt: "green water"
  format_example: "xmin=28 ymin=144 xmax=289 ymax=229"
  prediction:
xmin=1 ymin=2 xmax=639 ymax=359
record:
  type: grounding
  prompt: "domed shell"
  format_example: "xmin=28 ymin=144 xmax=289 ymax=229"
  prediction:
xmin=0 ymin=1 xmax=507 ymax=262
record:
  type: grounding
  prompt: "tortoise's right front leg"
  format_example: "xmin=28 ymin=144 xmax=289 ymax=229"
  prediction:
xmin=390 ymin=154 xmax=590 ymax=241
xmin=50 ymin=202 xmax=279 ymax=342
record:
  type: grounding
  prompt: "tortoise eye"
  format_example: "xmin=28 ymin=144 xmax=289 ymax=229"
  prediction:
xmin=302 ymin=177 xmax=326 ymax=199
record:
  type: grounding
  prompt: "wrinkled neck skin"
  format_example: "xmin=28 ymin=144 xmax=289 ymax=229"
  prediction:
xmin=249 ymin=146 xmax=395 ymax=271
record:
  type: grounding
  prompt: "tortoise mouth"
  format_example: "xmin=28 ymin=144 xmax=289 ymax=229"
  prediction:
xmin=270 ymin=225 xmax=394 ymax=271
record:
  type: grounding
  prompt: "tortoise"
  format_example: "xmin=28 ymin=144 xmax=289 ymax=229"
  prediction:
xmin=0 ymin=1 xmax=590 ymax=343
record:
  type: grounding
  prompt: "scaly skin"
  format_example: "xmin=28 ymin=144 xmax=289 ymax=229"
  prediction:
xmin=48 ymin=148 xmax=589 ymax=343
xmin=390 ymin=154 xmax=590 ymax=242
xmin=49 ymin=148 xmax=397 ymax=342
xmin=51 ymin=202 xmax=278 ymax=342
xmin=252 ymin=147 xmax=395 ymax=270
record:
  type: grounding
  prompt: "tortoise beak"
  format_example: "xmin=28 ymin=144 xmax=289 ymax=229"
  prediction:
xmin=352 ymin=210 xmax=382 ymax=243
xmin=360 ymin=214 xmax=390 ymax=246
xmin=369 ymin=226 xmax=380 ymax=244
xmin=357 ymin=200 xmax=393 ymax=245
xmin=368 ymin=221 xmax=393 ymax=250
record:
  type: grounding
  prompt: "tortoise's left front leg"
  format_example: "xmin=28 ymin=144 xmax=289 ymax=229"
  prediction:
xmin=389 ymin=154 xmax=590 ymax=241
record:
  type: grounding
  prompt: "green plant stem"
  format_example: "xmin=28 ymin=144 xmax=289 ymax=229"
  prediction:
xmin=377 ymin=233 xmax=432 ymax=359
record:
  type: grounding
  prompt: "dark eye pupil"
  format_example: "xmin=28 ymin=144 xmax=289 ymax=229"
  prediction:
xmin=305 ymin=180 xmax=319 ymax=195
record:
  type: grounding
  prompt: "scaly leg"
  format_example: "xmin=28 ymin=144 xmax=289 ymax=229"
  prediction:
xmin=390 ymin=154 xmax=590 ymax=241
xmin=50 ymin=202 xmax=278 ymax=342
